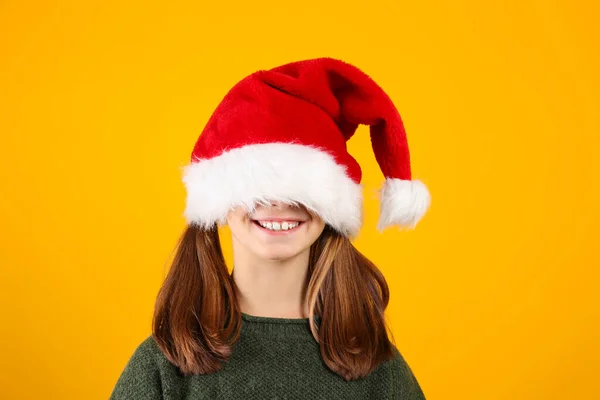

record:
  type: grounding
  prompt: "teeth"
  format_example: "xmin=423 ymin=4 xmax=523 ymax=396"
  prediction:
xmin=259 ymin=221 xmax=300 ymax=231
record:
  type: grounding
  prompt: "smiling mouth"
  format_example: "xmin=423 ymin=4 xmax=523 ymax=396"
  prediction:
xmin=252 ymin=220 xmax=305 ymax=232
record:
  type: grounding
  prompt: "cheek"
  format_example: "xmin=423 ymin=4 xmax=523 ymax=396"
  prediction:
xmin=227 ymin=207 xmax=250 ymax=226
xmin=227 ymin=211 xmax=254 ymax=241
xmin=300 ymin=220 xmax=325 ymax=247
xmin=309 ymin=215 xmax=326 ymax=233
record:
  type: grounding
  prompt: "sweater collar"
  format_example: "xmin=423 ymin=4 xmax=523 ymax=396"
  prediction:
xmin=240 ymin=312 xmax=322 ymax=340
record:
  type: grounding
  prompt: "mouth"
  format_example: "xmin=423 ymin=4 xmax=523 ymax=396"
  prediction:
xmin=251 ymin=219 xmax=306 ymax=234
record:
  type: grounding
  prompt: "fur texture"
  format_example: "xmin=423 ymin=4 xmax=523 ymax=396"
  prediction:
xmin=182 ymin=143 xmax=364 ymax=237
xmin=377 ymin=178 xmax=430 ymax=232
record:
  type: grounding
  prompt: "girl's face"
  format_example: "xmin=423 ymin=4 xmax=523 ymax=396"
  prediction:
xmin=226 ymin=201 xmax=326 ymax=261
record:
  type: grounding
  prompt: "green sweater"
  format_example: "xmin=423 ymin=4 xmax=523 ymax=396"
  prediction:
xmin=110 ymin=313 xmax=426 ymax=399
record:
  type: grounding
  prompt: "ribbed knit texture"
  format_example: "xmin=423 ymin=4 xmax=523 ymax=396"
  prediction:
xmin=110 ymin=313 xmax=426 ymax=399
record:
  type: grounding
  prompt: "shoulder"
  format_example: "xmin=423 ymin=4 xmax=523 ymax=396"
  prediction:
xmin=384 ymin=343 xmax=427 ymax=400
xmin=110 ymin=335 xmax=176 ymax=400
xmin=123 ymin=335 xmax=167 ymax=371
xmin=135 ymin=334 xmax=164 ymax=360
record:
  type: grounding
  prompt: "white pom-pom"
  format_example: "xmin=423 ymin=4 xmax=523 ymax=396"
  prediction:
xmin=377 ymin=178 xmax=431 ymax=232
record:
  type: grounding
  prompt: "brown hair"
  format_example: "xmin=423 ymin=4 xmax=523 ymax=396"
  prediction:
xmin=153 ymin=223 xmax=397 ymax=381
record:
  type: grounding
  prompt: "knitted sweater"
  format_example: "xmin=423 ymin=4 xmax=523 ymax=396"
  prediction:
xmin=110 ymin=313 xmax=426 ymax=399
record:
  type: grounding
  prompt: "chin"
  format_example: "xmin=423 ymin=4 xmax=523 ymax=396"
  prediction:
xmin=254 ymin=244 xmax=305 ymax=261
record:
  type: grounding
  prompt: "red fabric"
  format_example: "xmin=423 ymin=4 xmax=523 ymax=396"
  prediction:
xmin=190 ymin=57 xmax=412 ymax=184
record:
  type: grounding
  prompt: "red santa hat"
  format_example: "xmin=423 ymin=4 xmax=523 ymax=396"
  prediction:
xmin=182 ymin=57 xmax=430 ymax=237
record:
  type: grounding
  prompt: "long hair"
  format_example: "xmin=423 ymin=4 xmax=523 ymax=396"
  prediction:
xmin=153 ymin=223 xmax=397 ymax=381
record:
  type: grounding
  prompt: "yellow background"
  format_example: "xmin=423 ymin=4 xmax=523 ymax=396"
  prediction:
xmin=1 ymin=0 xmax=598 ymax=399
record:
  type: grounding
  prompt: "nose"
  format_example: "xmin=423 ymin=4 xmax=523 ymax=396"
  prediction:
xmin=266 ymin=200 xmax=286 ymax=209
xmin=260 ymin=200 xmax=302 ymax=211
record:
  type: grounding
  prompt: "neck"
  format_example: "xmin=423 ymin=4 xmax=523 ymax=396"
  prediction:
xmin=231 ymin=247 xmax=311 ymax=319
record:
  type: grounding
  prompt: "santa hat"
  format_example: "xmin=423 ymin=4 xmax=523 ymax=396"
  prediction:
xmin=182 ymin=57 xmax=430 ymax=237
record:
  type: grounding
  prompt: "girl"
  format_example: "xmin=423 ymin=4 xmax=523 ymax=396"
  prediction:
xmin=110 ymin=57 xmax=431 ymax=399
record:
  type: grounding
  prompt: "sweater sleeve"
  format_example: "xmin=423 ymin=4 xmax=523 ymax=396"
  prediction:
xmin=110 ymin=336 xmax=164 ymax=400
xmin=388 ymin=346 xmax=426 ymax=400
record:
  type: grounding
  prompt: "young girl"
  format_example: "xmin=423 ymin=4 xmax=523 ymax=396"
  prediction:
xmin=110 ymin=57 xmax=431 ymax=399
